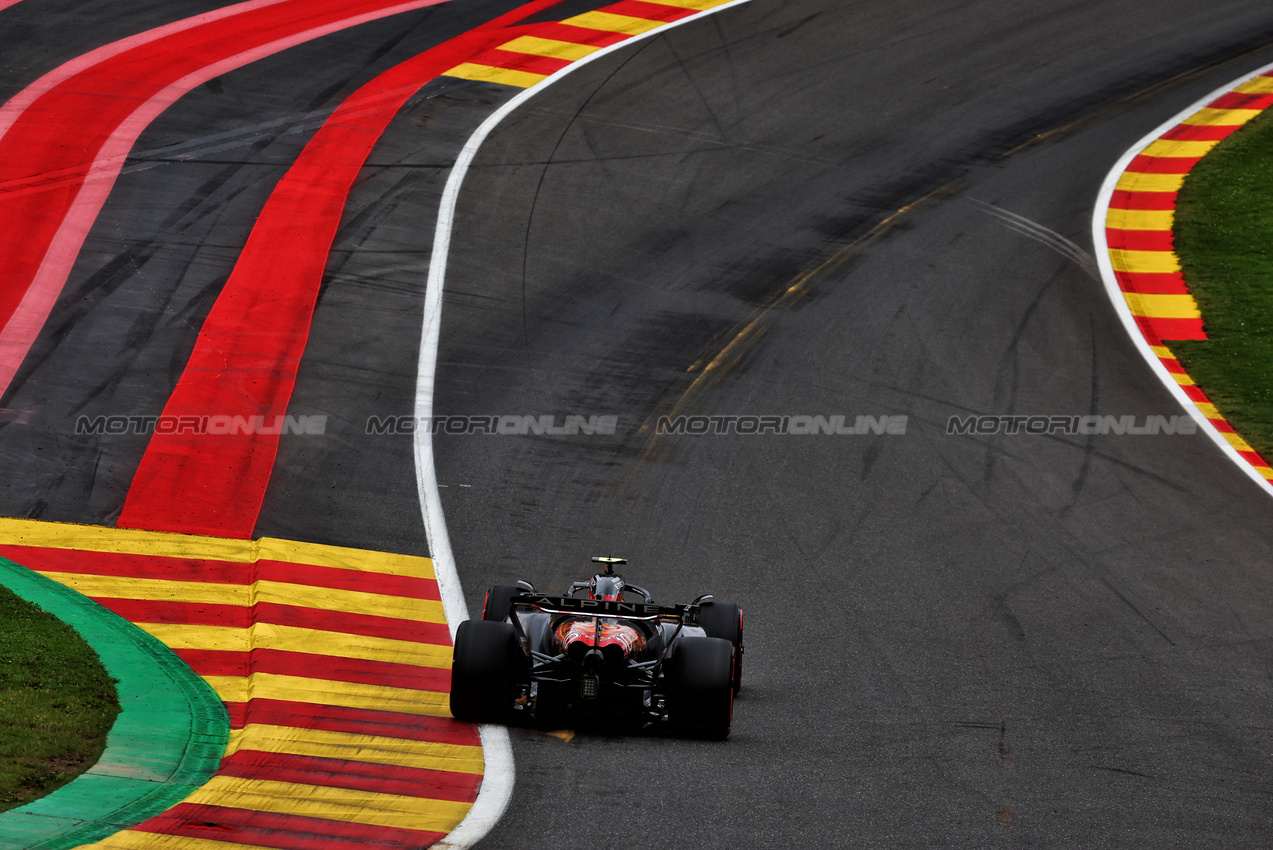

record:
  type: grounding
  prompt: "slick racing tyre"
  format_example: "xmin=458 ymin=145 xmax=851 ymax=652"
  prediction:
xmin=667 ymin=636 xmax=734 ymax=740
xmin=450 ymin=619 xmax=523 ymax=723
xmin=697 ymin=601 xmax=744 ymax=694
xmin=482 ymin=585 xmax=523 ymax=621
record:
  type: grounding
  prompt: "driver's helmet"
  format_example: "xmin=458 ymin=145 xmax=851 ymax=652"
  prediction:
xmin=589 ymin=573 xmax=624 ymax=601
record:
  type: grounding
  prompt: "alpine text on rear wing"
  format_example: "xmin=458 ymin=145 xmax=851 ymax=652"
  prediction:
xmin=510 ymin=594 xmax=696 ymax=621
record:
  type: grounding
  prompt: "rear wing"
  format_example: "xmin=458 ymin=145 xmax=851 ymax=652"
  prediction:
xmin=510 ymin=593 xmax=699 ymax=623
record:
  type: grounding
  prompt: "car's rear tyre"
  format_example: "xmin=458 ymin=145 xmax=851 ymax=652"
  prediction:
xmin=666 ymin=636 xmax=734 ymax=740
xmin=450 ymin=619 xmax=523 ymax=723
xmin=698 ymin=601 xmax=744 ymax=694
xmin=482 ymin=585 xmax=522 ymax=622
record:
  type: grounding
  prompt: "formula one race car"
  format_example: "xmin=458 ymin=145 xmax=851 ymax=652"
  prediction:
xmin=450 ymin=557 xmax=743 ymax=739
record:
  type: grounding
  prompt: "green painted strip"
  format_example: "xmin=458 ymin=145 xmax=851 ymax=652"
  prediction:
xmin=0 ymin=557 xmax=227 ymax=850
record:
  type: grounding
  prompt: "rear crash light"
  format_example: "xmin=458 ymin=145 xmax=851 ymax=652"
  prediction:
xmin=580 ymin=674 xmax=599 ymax=700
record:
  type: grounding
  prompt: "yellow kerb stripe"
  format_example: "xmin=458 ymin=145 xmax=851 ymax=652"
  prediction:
xmin=41 ymin=572 xmax=249 ymax=605
xmin=201 ymin=673 xmax=451 ymax=716
xmin=184 ymin=776 xmax=472 ymax=833
xmin=499 ymin=35 xmax=600 ymax=61
xmin=1109 ymin=249 xmax=1181 ymax=274
xmin=227 ymin=723 xmax=483 ymax=774
xmin=1171 ymin=371 xmax=1196 ymax=386
xmin=563 ymin=10 xmax=665 ymax=34
xmin=1195 ymin=402 xmax=1221 ymax=418
xmin=1122 ymin=292 xmax=1201 ymax=319
xmin=1149 ymin=344 xmax=1174 ymax=358
xmin=444 ymin=62 xmax=546 ymax=88
xmin=1182 ymin=107 xmax=1262 ymax=126
xmin=1106 ymin=208 xmax=1174 ymax=231
xmin=1139 ymin=138 xmax=1219 ymax=158
xmin=0 ymin=517 xmax=432 ymax=579
xmin=1235 ymin=76 xmax=1273 ymax=94
xmin=0 ymin=517 xmax=253 ymax=560
xmin=1260 ymin=466 xmax=1273 ymax=480
xmin=139 ymin=623 xmax=452 ymax=667
xmin=1222 ymin=431 xmax=1255 ymax=452
xmin=39 ymin=573 xmax=445 ymax=622
xmin=253 ymin=582 xmax=442 ymax=621
xmin=1114 ymin=171 xmax=1184 ymax=193
xmin=256 ymin=539 xmax=432 ymax=579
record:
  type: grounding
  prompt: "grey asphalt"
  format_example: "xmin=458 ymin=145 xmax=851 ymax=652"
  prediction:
xmin=5 ymin=0 xmax=1273 ymax=847
xmin=432 ymin=1 xmax=1273 ymax=847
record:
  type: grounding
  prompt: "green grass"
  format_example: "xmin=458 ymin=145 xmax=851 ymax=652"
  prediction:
xmin=0 ymin=584 xmax=119 ymax=813
xmin=1172 ymin=106 xmax=1273 ymax=462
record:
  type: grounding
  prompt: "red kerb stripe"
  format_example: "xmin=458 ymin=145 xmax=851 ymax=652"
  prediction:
xmin=1105 ymin=228 xmax=1174 ymax=252
xmin=0 ymin=544 xmax=437 ymax=590
xmin=1159 ymin=123 xmax=1242 ymax=142
xmin=525 ymin=21 xmax=630 ymax=47
xmin=255 ymin=559 xmax=440 ymax=599
xmin=1182 ymin=385 xmax=1210 ymax=403
xmin=1114 ymin=271 xmax=1190 ymax=295
xmin=1109 ymin=190 xmax=1178 ymax=210
xmin=1239 ymin=449 xmax=1271 ymax=466
xmin=1126 ymin=153 xmax=1202 ymax=174
xmin=10 ymin=549 xmax=438 ymax=599
xmin=600 ymin=0 xmax=696 ymax=21
xmin=230 ymin=698 xmax=479 ymax=744
xmin=95 ymin=598 xmax=252 ymax=627
xmin=219 ymin=749 xmax=482 ymax=799
xmin=1133 ymin=315 xmax=1205 ymax=341
xmin=87 ymin=599 xmax=453 ymax=645
xmin=0 ymin=547 xmax=251 ymax=582
xmin=225 ymin=701 xmax=248 ymax=727
xmin=134 ymin=803 xmax=447 ymax=849
xmin=176 ymin=648 xmax=451 ymax=691
xmin=467 ymin=47 xmax=571 ymax=74
xmin=1209 ymin=91 xmax=1273 ymax=110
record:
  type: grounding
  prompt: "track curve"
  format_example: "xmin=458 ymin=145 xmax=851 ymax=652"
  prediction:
xmin=431 ymin=1 xmax=1273 ymax=846
xmin=1094 ymin=62 xmax=1273 ymax=496
xmin=7 ymin=0 xmax=1273 ymax=847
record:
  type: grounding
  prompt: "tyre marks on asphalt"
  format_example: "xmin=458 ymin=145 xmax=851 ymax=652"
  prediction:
xmin=1100 ymin=71 xmax=1273 ymax=483
xmin=0 ymin=517 xmax=480 ymax=850
xmin=117 ymin=0 xmax=747 ymax=542
xmin=113 ymin=0 xmax=565 ymax=540
xmin=0 ymin=0 xmax=455 ymax=404
xmin=0 ymin=0 xmax=754 ymax=845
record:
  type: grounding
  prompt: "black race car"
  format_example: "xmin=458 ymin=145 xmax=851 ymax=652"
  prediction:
xmin=450 ymin=557 xmax=743 ymax=739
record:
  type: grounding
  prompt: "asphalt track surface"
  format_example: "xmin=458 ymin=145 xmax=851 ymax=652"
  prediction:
xmin=8 ymin=0 xmax=1273 ymax=847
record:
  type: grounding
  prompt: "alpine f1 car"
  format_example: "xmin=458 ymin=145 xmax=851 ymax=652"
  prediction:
xmin=450 ymin=557 xmax=744 ymax=739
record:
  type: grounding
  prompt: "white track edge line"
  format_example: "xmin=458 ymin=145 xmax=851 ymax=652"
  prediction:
xmin=414 ymin=2 xmax=754 ymax=846
xmin=1091 ymin=59 xmax=1273 ymax=500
